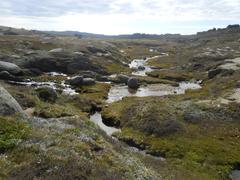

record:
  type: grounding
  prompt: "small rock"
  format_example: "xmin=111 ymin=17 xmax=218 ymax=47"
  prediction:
xmin=0 ymin=71 xmax=22 ymax=81
xmin=116 ymin=74 xmax=129 ymax=84
xmin=78 ymin=71 xmax=97 ymax=78
xmin=208 ymin=68 xmax=222 ymax=79
xmin=82 ymin=78 xmax=96 ymax=86
xmin=74 ymin=52 xmax=85 ymax=56
xmin=36 ymin=87 xmax=58 ymax=103
xmin=138 ymin=66 xmax=146 ymax=70
xmin=49 ymin=48 xmax=63 ymax=54
xmin=128 ymin=78 xmax=139 ymax=89
xmin=236 ymin=81 xmax=240 ymax=88
xmin=0 ymin=61 xmax=22 ymax=75
xmin=67 ymin=76 xmax=83 ymax=86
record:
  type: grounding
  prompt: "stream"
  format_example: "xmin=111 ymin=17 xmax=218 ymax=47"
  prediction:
xmin=106 ymin=81 xmax=201 ymax=103
xmin=90 ymin=112 xmax=121 ymax=136
xmin=129 ymin=55 xmax=168 ymax=76
xmin=90 ymin=54 xmax=201 ymax=136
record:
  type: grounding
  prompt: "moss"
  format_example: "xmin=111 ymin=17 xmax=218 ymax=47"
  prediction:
xmin=0 ymin=116 xmax=29 ymax=153
xmin=147 ymin=70 xmax=194 ymax=82
xmin=103 ymin=94 xmax=240 ymax=179
xmin=76 ymin=82 xmax=111 ymax=101
xmin=116 ymin=125 xmax=240 ymax=179
xmin=34 ymin=103 xmax=75 ymax=118
xmin=32 ymin=74 xmax=67 ymax=83
xmin=137 ymin=76 xmax=179 ymax=85
xmin=104 ymin=63 xmax=130 ymax=74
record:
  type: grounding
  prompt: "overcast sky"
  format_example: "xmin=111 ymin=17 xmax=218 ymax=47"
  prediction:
xmin=0 ymin=0 xmax=239 ymax=35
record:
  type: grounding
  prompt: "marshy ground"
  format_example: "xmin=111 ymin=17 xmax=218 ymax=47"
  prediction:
xmin=0 ymin=25 xmax=240 ymax=179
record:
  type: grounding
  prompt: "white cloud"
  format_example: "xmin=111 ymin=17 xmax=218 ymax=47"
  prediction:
xmin=0 ymin=0 xmax=239 ymax=34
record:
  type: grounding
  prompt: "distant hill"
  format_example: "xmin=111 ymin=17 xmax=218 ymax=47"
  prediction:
xmin=0 ymin=24 xmax=239 ymax=40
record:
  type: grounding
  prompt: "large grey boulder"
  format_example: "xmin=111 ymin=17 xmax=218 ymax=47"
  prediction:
xmin=127 ymin=78 xmax=139 ymax=89
xmin=0 ymin=85 xmax=24 ymax=116
xmin=0 ymin=61 xmax=22 ymax=75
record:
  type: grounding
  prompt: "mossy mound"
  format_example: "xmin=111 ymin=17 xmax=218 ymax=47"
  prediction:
xmin=102 ymin=95 xmax=240 ymax=179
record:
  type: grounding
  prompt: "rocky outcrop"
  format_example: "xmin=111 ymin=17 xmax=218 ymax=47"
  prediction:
xmin=0 ymin=61 xmax=22 ymax=75
xmin=24 ymin=53 xmax=105 ymax=75
xmin=0 ymin=85 xmax=24 ymax=116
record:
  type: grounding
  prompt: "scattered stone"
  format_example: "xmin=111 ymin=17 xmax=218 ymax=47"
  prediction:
xmin=74 ymin=51 xmax=85 ymax=56
xmin=0 ymin=71 xmax=22 ymax=81
xmin=49 ymin=48 xmax=63 ymax=54
xmin=82 ymin=78 xmax=96 ymax=86
xmin=128 ymin=78 xmax=139 ymax=89
xmin=138 ymin=66 xmax=146 ymax=70
xmin=236 ymin=81 xmax=240 ymax=88
xmin=78 ymin=71 xmax=97 ymax=78
xmin=208 ymin=68 xmax=222 ymax=79
xmin=219 ymin=57 xmax=240 ymax=70
xmin=11 ymin=55 xmax=21 ymax=59
xmin=0 ymin=61 xmax=22 ymax=75
xmin=67 ymin=76 xmax=83 ymax=86
xmin=36 ymin=86 xmax=58 ymax=103
xmin=116 ymin=74 xmax=129 ymax=84
xmin=0 ymin=85 xmax=24 ymax=116
xmin=208 ymin=68 xmax=234 ymax=79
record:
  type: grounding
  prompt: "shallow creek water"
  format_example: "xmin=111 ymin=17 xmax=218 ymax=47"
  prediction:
xmin=90 ymin=54 xmax=201 ymax=136
xmin=90 ymin=112 xmax=121 ymax=135
xmin=107 ymin=81 xmax=202 ymax=103
xmin=9 ymin=73 xmax=78 ymax=96
xmin=129 ymin=55 xmax=168 ymax=76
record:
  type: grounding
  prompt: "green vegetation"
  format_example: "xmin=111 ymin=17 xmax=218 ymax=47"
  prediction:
xmin=147 ymin=70 xmax=194 ymax=82
xmin=0 ymin=26 xmax=240 ymax=179
xmin=0 ymin=116 xmax=29 ymax=153
xmin=102 ymin=90 xmax=240 ymax=179
xmin=76 ymin=82 xmax=111 ymax=101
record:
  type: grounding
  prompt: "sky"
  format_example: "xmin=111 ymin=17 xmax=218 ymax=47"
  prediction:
xmin=0 ymin=0 xmax=239 ymax=35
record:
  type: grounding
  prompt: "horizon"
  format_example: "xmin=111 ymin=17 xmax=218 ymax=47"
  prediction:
xmin=0 ymin=0 xmax=239 ymax=35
